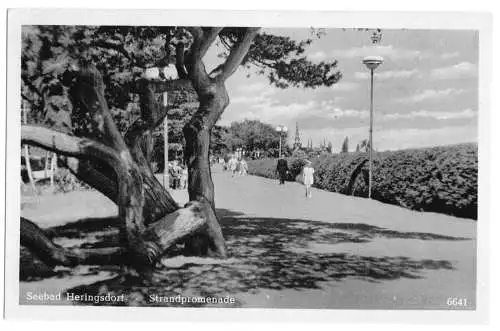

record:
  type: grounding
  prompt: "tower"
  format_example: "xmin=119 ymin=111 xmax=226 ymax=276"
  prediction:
xmin=293 ymin=122 xmax=302 ymax=150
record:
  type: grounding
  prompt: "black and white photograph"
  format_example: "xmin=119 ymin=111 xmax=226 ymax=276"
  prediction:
xmin=3 ymin=8 xmax=492 ymax=321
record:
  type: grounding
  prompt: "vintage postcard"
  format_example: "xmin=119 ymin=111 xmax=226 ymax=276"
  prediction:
xmin=3 ymin=9 xmax=491 ymax=322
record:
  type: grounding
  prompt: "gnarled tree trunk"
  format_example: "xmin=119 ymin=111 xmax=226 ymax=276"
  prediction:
xmin=182 ymin=81 xmax=229 ymax=258
xmin=20 ymin=26 xmax=261 ymax=274
xmin=21 ymin=66 xmax=210 ymax=271
xmin=177 ymin=27 xmax=260 ymax=258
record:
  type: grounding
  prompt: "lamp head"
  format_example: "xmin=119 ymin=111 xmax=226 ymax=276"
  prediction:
xmin=363 ymin=56 xmax=384 ymax=70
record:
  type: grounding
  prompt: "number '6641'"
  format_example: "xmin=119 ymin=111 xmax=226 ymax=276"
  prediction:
xmin=446 ymin=297 xmax=467 ymax=306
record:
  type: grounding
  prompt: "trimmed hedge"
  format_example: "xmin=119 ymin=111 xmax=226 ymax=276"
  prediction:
xmin=248 ymin=143 xmax=478 ymax=220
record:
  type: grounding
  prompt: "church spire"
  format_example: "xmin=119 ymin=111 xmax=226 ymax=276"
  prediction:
xmin=293 ymin=122 xmax=302 ymax=150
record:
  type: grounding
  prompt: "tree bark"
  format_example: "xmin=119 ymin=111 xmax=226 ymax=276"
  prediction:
xmin=65 ymin=156 xmax=178 ymax=225
xmin=181 ymin=84 xmax=229 ymax=258
xmin=70 ymin=66 xmax=179 ymax=223
xmin=184 ymin=83 xmax=229 ymax=207
xmin=124 ymin=79 xmax=180 ymax=223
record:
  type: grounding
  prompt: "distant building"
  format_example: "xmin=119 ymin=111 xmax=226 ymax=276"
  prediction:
xmin=307 ymin=138 xmax=313 ymax=150
xmin=293 ymin=122 xmax=302 ymax=150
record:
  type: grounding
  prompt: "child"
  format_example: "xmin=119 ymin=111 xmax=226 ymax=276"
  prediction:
xmin=302 ymin=160 xmax=315 ymax=198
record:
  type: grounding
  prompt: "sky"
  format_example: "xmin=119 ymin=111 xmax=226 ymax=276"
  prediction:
xmin=203 ymin=28 xmax=479 ymax=152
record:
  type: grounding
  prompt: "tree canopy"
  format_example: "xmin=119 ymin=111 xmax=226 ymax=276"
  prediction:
xmin=224 ymin=119 xmax=283 ymax=153
xmin=20 ymin=25 xmax=343 ymax=272
xmin=22 ymin=26 xmax=342 ymax=135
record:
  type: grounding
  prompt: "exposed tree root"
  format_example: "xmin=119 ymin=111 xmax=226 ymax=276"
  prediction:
xmin=21 ymin=217 xmax=125 ymax=267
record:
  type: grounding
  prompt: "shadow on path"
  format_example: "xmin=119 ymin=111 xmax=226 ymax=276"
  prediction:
xmin=20 ymin=208 xmax=470 ymax=306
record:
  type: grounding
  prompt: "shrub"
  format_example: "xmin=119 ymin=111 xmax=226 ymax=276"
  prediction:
xmin=22 ymin=166 xmax=91 ymax=195
xmin=49 ymin=168 xmax=90 ymax=193
xmin=248 ymin=143 xmax=478 ymax=219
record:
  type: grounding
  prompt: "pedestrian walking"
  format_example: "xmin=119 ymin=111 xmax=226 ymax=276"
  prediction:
xmin=223 ymin=154 xmax=231 ymax=172
xmin=239 ymin=157 xmax=248 ymax=176
xmin=276 ymin=156 xmax=289 ymax=185
xmin=228 ymin=155 xmax=238 ymax=177
xmin=302 ymin=160 xmax=315 ymax=198
xmin=169 ymin=160 xmax=182 ymax=189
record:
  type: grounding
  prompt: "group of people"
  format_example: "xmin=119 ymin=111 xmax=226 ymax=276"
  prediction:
xmin=276 ymin=156 xmax=315 ymax=198
xmin=221 ymin=155 xmax=248 ymax=177
xmin=168 ymin=160 xmax=188 ymax=190
xmin=167 ymin=155 xmax=314 ymax=199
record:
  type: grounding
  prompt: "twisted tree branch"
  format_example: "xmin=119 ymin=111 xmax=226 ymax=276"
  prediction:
xmin=187 ymin=27 xmax=223 ymax=59
xmin=21 ymin=217 xmax=125 ymax=267
xmin=219 ymin=28 xmax=261 ymax=81
xmin=21 ymin=125 xmax=120 ymax=164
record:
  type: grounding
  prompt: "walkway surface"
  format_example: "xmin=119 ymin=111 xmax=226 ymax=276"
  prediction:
xmin=20 ymin=165 xmax=476 ymax=309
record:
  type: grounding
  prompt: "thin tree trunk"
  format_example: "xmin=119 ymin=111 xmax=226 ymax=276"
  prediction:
xmin=22 ymin=99 xmax=37 ymax=194
xmin=44 ymin=151 xmax=50 ymax=178
xmin=50 ymin=152 xmax=56 ymax=189
xmin=163 ymin=115 xmax=169 ymax=188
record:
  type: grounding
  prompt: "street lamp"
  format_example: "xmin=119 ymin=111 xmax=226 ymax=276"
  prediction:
xmin=162 ymin=92 xmax=169 ymax=188
xmin=362 ymin=55 xmax=383 ymax=199
xmin=275 ymin=125 xmax=288 ymax=158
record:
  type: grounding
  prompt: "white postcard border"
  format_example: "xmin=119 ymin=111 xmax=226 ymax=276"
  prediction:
xmin=4 ymin=8 xmax=492 ymax=323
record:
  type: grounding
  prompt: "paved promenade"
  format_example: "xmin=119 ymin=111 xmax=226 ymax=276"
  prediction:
xmin=21 ymin=165 xmax=477 ymax=309
xmin=173 ymin=166 xmax=477 ymax=309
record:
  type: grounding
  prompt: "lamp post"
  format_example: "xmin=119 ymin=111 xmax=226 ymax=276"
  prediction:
xmin=162 ymin=92 xmax=169 ymax=188
xmin=362 ymin=55 xmax=383 ymax=199
xmin=275 ymin=125 xmax=288 ymax=158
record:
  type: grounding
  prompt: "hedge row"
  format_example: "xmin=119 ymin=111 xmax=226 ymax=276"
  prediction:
xmin=247 ymin=143 xmax=478 ymax=220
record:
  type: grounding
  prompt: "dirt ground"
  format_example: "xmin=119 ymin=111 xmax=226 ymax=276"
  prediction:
xmin=19 ymin=166 xmax=476 ymax=309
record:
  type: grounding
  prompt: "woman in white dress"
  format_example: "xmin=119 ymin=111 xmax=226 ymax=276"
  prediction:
xmin=302 ymin=160 xmax=315 ymax=198
xmin=228 ymin=155 xmax=238 ymax=177
xmin=239 ymin=158 xmax=248 ymax=176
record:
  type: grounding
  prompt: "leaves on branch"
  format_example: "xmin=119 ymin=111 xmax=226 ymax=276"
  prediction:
xmin=219 ymin=31 xmax=342 ymax=88
xmin=22 ymin=25 xmax=343 ymax=149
